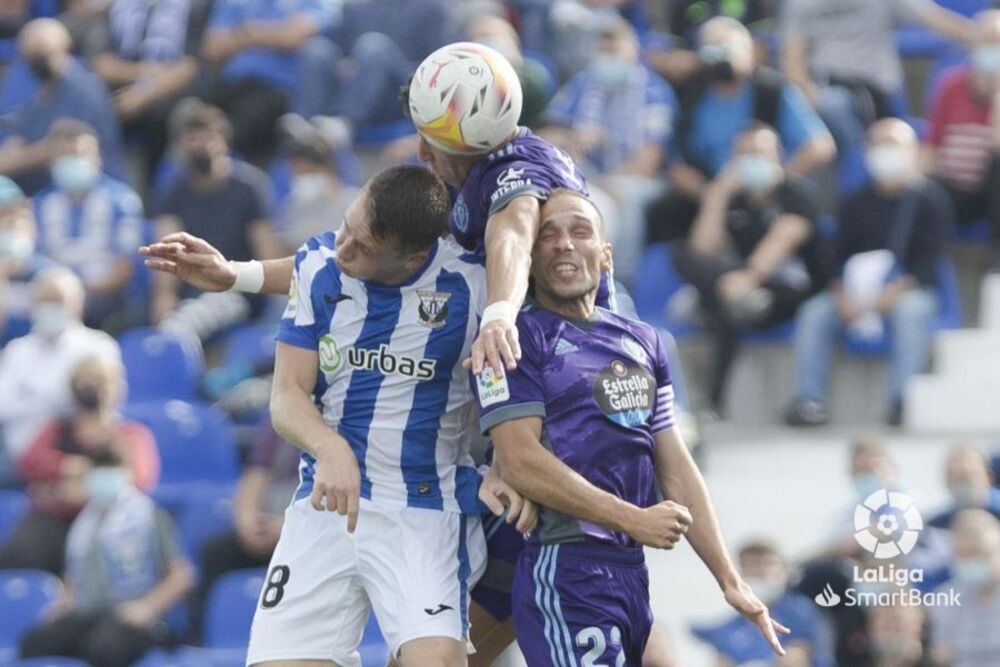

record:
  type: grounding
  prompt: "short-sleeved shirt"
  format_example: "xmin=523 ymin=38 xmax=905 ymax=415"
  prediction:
xmin=930 ymin=584 xmax=1000 ymax=667
xmin=82 ymin=0 xmax=212 ymax=64
xmin=545 ymin=64 xmax=677 ymax=175
xmin=476 ymin=304 xmax=676 ymax=548
xmin=207 ymin=0 xmax=340 ymax=94
xmin=682 ymin=79 xmax=826 ymax=177
xmin=0 ymin=59 xmax=126 ymax=191
xmin=157 ymin=160 xmax=271 ymax=264
xmin=926 ymin=66 xmax=993 ymax=192
xmin=782 ymin=0 xmax=927 ymax=93
xmin=277 ymin=232 xmax=487 ymax=512
xmin=836 ymin=180 xmax=952 ymax=287
xmin=34 ymin=175 xmax=144 ymax=287
xmin=450 ymin=127 xmax=588 ymax=254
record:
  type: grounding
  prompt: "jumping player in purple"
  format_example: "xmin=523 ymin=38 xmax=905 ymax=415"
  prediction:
xmin=476 ymin=189 xmax=790 ymax=665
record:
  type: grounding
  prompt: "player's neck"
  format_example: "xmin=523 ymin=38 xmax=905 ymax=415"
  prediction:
xmin=535 ymin=291 xmax=597 ymax=321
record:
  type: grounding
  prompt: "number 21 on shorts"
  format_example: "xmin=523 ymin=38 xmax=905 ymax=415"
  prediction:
xmin=576 ymin=625 xmax=625 ymax=667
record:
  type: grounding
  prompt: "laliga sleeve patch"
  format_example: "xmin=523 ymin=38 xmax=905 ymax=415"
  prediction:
xmin=282 ymin=273 xmax=299 ymax=319
xmin=477 ymin=367 xmax=510 ymax=407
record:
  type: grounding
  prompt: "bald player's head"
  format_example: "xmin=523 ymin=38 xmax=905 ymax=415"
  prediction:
xmin=19 ymin=18 xmax=72 ymax=81
xmin=866 ymin=118 xmax=919 ymax=187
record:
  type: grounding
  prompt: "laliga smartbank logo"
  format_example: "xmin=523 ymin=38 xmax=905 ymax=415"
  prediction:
xmin=813 ymin=489 xmax=961 ymax=609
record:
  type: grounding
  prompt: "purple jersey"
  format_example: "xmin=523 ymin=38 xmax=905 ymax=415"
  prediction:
xmin=475 ymin=304 xmax=676 ymax=548
xmin=450 ymin=127 xmax=588 ymax=254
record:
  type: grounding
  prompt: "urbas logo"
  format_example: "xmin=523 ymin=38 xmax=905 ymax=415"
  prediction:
xmin=319 ymin=335 xmax=436 ymax=380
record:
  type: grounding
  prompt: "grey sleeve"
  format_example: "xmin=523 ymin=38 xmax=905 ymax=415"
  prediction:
xmin=480 ymin=401 xmax=547 ymax=436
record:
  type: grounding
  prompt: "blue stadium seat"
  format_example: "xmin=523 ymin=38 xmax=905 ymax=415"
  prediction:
xmin=354 ymin=119 xmax=415 ymax=148
xmin=203 ymin=569 xmax=266 ymax=649
xmin=123 ymin=400 xmax=240 ymax=488
xmin=0 ymin=489 xmax=28 ymax=544
xmin=173 ymin=481 xmax=235 ymax=563
xmin=0 ymin=570 xmax=62 ymax=661
xmin=223 ymin=323 xmax=278 ymax=371
xmin=12 ymin=659 xmax=91 ymax=667
xmin=119 ymin=328 xmax=204 ymax=402
xmin=631 ymin=243 xmax=692 ymax=335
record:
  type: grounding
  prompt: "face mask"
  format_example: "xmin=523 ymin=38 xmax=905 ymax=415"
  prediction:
xmin=186 ymin=151 xmax=213 ymax=176
xmin=290 ymin=173 xmax=329 ymax=203
xmin=853 ymin=472 xmax=884 ymax=500
xmin=867 ymin=145 xmax=912 ymax=184
xmin=32 ymin=303 xmax=70 ymax=338
xmin=590 ymin=55 xmax=633 ymax=88
xmin=86 ymin=467 xmax=130 ymax=505
xmin=744 ymin=576 xmax=783 ymax=603
xmin=973 ymin=46 xmax=1000 ymax=76
xmin=0 ymin=232 xmax=34 ymax=262
xmin=28 ymin=55 xmax=56 ymax=82
xmin=736 ymin=154 xmax=782 ymax=193
xmin=698 ymin=43 xmax=736 ymax=82
xmin=51 ymin=155 xmax=100 ymax=194
xmin=952 ymin=557 xmax=994 ymax=588
xmin=72 ymin=381 xmax=104 ymax=411
xmin=949 ymin=481 xmax=984 ymax=507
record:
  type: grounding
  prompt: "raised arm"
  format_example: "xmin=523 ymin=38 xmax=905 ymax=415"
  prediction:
xmin=473 ymin=195 xmax=541 ymax=375
xmin=654 ymin=427 xmax=789 ymax=655
xmin=271 ymin=342 xmax=361 ymax=530
xmin=141 ymin=232 xmax=294 ymax=295
xmin=490 ymin=416 xmax=691 ymax=549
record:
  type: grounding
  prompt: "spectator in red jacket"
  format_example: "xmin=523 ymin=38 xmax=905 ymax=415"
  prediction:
xmin=0 ymin=355 xmax=158 ymax=575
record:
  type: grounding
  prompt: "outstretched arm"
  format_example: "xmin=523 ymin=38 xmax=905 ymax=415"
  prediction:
xmin=655 ymin=427 xmax=789 ymax=656
xmin=491 ymin=416 xmax=691 ymax=549
xmin=140 ymin=232 xmax=294 ymax=295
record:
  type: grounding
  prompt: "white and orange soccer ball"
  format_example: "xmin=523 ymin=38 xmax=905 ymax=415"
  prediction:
xmin=408 ymin=42 xmax=523 ymax=155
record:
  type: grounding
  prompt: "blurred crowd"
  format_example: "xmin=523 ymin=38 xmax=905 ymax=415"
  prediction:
xmin=0 ymin=0 xmax=999 ymax=666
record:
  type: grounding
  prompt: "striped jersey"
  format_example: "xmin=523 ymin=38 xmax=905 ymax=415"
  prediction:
xmin=277 ymin=232 xmax=487 ymax=513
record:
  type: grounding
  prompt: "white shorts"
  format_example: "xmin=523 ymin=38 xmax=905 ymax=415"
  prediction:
xmin=246 ymin=497 xmax=486 ymax=666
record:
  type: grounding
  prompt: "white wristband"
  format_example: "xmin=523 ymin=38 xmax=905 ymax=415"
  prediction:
xmin=480 ymin=301 xmax=516 ymax=330
xmin=228 ymin=260 xmax=265 ymax=294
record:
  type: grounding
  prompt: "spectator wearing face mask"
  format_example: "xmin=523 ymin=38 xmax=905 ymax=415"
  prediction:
xmin=543 ymin=16 xmax=677 ymax=282
xmin=694 ymin=539 xmax=833 ymax=667
xmin=785 ymin=119 xmax=951 ymax=427
xmin=274 ymin=114 xmax=359 ymax=254
xmin=33 ymin=119 xmax=144 ymax=332
xmin=670 ymin=124 xmax=826 ymax=415
xmin=0 ymin=356 xmax=158 ymax=575
xmin=929 ymin=509 xmax=1000 ymax=667
xmin=0 ymin=175 xmax=55 ymax=346
xmin=153 ymin=99 xmax=280 ymax=337
xmin=19 ymin=450 xmax=191 ymax=667
xmin=645 ymin=16 xmax=834 ymax=246
xmin=0 ymin=268 xmax=120 ymax=484
xmin=928 ymin=444 xmax=1000 ymax=529
xmin=0 ymin=18 xmax=126 ymax=193
xmin=925 ymin=10 xmax=1000 ymax=271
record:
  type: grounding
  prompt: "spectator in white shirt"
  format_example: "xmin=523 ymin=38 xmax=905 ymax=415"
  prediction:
xmin=0 ymin=267 xmax=120 ymax=484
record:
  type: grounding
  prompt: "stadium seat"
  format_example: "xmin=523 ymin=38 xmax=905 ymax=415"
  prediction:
xmin=203 ymin=569 xmax=265 ymax=649
xmin=354 ymin=119 xmax=415 ymax=148
xmin=0 ymin=570 xmax=62 ymax=661
xmin=631 ymin=243 xmax=693 ymax=335
xmin=119 ymin=328 xmax=204 ymax=402
xmin=222 ymin=323 xmax=278 ymax=371
xmin=12 ymin=659 xmax=90 ymax=667
xmin=0 ymin=489 xmax=28 ymax=544
xmin=173 ymin=481 xmax=235 ymax=563
xmin=123 ymin=400 xmax=240 ymax=487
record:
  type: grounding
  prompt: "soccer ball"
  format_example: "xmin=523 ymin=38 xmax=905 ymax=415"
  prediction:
xmin=408 ymin=42 xmax=523 ymax=155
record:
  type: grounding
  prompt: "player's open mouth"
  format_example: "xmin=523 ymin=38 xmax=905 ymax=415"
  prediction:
xmin=554 ymin=262 xmax=579 ymax=276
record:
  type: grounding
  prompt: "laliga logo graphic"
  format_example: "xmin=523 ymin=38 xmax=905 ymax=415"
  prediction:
xmin=853 ymin=489 xmax=923 ymax=559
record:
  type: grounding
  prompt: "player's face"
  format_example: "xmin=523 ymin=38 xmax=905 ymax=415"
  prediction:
xmin=532 ymin=194 xmax=611 ymax=303
xmin=334 ymin=191 xmax=426 ymax=285
xmin=417 ymin=136 xmax=477 ymax=187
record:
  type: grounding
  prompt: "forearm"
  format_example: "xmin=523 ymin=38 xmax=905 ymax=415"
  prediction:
xmin=242 ymin=18 xmax=319 ymax=51
xmin=0 ymin=139 xmax=50 ymax=175
xmin=745 ymin=216 xmax=810 ymax=278
xmin=203 ymin=31 xmax=249 ymax=65
xmin=657 ymin=430 xmax=740 ymax=590
xmin=785 ymin=135 xmax=836 ymax=177
xmin=261 ymin=256 xmax=295 ymax=295
xmin=689 ymin=186 xmax=732 ymax=254
xmin=484 ymin=197 xmax=540 ymax=310
xmin=920 ymin=6 xmax=974 ymax=44
xmin=617 ymin=146 xmax=663 ymax=178
xmin=270 ymin=383 xmax=344 ymax=459
xmin=93 ymin=54 xmax=146 ymax=86
xmin=496 ymin=438 xmax=639 ymax=535
xmin=781 ymin=39 xmax=815 ymax=104
xmin=670 ymin=163 xmax=708 ymax=198
xmin=137 ymin=560 xmax=194 ymax=617
xmin=132 ymin=59 xmax=198 ymax=107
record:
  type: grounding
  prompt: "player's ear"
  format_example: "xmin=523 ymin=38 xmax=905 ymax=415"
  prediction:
xmin=601 ymin=242 xmax=614 ymax=272
xmin=404 ymin=248 xmax=430 ymax=271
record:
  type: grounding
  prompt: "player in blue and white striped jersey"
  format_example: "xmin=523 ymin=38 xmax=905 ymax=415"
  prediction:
xmin=247 ymin=166 xmax=535 ymax=667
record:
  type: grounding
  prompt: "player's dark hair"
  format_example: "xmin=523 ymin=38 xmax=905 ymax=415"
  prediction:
xmin=366 ymin=166 xmax=449 ymax=253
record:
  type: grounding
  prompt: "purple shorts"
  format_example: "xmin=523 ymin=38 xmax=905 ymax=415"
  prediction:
xmin=513 ymin=542 xmax=653 ymax=667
